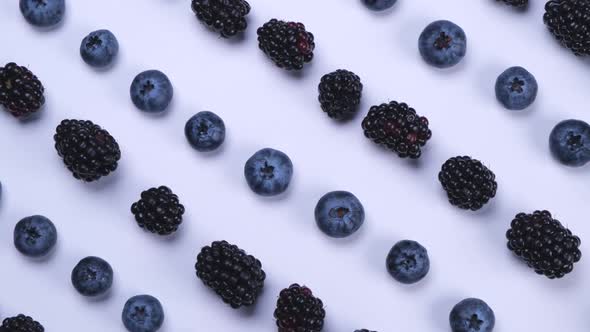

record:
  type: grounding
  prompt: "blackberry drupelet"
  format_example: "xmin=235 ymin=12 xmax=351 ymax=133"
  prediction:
xmin=544 ymin=0 xmax=590 ymax=56
xmin=131 ymin=186 xmax=185 ymax=235
xmin=0 ymin=314 xmax=44 ymax=332
xmin=195 ymin=240 xmax=266 ymax=309
xmin=191 ymin=0 xmax=251 ymax=38
xmin=438 ymin=156 xmax=497 ymax=211
xmin=0 ymin=62 xmax=45 ymax=118
xmin=54 ymin=119 xmax=121 ymax=182
xmin=506 ymin=210 xmax=582 ymax=279
xmin=318 ymin=69 xmax=363 ymax=120
xmin=257 ymin=19 xmax=315 ymax=70
xmin=361 ymin=101 xmax=432 ymax=159
xmin=497 ymin=0 xmax=528 ymax=7
xmin=274 ymin=284 xmax=325 ymax=332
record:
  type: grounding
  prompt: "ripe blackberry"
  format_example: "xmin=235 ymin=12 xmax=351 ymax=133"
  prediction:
xmin=507 ymin=210 xmax=582 ymax=279
xmin=355 ymin=330 xmax=376 ymax=332
xmin=274 ymin=284 xmax=325 ymax=332
xmin=438 ymin=156 xmax=497 ymax=211
xmin=195 ymin=240 xmax=266 ymax=309
xmin=544 ymin=0 xmax=590 ymax=56
xmin=0 ymin=62 xmax=45 ymax=118
xmin=0 ymin=314 xmax=44 ymax=332
xmin=54 ymin=119 xmax=121 ymax=182
xmin=191 ymin=0 xmax=251 ymax=38
xmin=131 ymin=186 xmax=185 ymax=235
xmin=318 ymin=69 xmax=363 ymax=120
xmin=361 ymin=101 xmax=432 ymax=159
xmin=497 ymin=0 xmax=528 ymax=7
xmin=257 ymin=19 xmax=315 ymax=70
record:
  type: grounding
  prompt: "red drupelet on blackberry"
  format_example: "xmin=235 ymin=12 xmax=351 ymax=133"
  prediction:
xmin=274 ymin=284 xmax=325 ymax=332
xmin=191 ymin=0 xmax=251 ymax=38
xmin=318 ymin=69 xmax=363 ymax=120
xmin=257 ymin=19 xmax=315 ymax=70
xmin=131 ymin=186 xmax=185 ymax=235
xmin=0 ymin=62 xmax=45 ymax=118
xmin=544 ymin=0 xmax=590 ymax=56
xmin=0 ymin=314 xmax=44 ymax=332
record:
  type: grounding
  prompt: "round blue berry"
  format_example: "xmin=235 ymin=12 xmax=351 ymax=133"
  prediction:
xmin=549 ymin=119 xmax=590 ymax=167
xmin=184 ymin=111 xmax=226 ymax=152
xmin=122 ymin=295 xmax=164 ymax=332
xmin=314 ymin=191 xmax=365 ymax=238
xmin=80 ymin=29 xmax=119 ymax=68
xmin=419 ymin=20 xmax=467 ymax=69
xmin=13 ymin=215 xmax=57 ymax=257
xmin=130 ymin=70 xmax=173 ymax=113
xmin=386 ymin=240 xmax=430 ymax=284
xmin=450 ymin=298 xmax=495 ymax=332
xmin=71 ymin=256 xmax=114 ymax=297
xmin=495 ymin=66 xmax=538 ymax=110
xmin=361 ymin=0 xmax=397 ymax=11
xmin=244 ymin=148 xmax=293 ymax=196
xmin=19 ymin=0 xmax=65 ymax=27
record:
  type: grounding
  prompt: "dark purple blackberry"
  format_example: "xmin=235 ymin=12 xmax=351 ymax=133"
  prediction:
xmin=0 ymin=62 xmax=45 ymax=119
xmin=131 ymin=186 xmax=185 ymax=235
xmin=191 ymin=0 xmax=251 ymax=38
xmin=438 ymin=156 xmax=497 ymax=211
xmin=506 ymin=210 xmax=582 ymax=279
xmin=257 ymin=19 xmax=315 ymax=70
xmin=354 ymin=330 xmax=376 ymax=332
xmin=544 ymin=0 xmax=590 ymax=56
xmin=195 ymin=240 xmax=266 ymax=308
xmin=274 ymin=284 xmax=325 ymax=332
xmin=54 ymin=119 xmax=121 ymax=182
xmin=0 ymin=315 xmax=44 ymax=332
xmin=318 ymin=69 xmax=363 ymax=120
xmin=497 ymin=0 xmax=528 ymax=7
xmin=361 ymin=101 xmax=432 ymax=159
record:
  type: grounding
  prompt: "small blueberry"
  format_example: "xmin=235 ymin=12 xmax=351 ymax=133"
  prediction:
xmin=122 ymin=295 xmax=164 ymax=332
xmin=19 ymin=0 xmax=65 ymax=28
xmin=450 ymin=298 xmax=495 ymax=332
xmin=419 ymin=20 xmax=467 ymax=68
xmin=71 ymin=256 xmax=114 ymax=297
xmin=495 ymin=66 xmax=538 ymax=110
xmin=130 ymin=70 xmax=173 ymax=113
xmin=80 ymin=29 xmax=119 ymax=68
xmin=13 ymin=215 xmax=57 ymax=257
xmin=244 ymin=148 xmax=293 ymax=196
xmin=386 ymin=240 xmax=430 ymax=284
xmin=184 ymin=111 xmax=226 ymax=152
xmin=549 ymin=119 xmax=590 ymax=167
xmin=314 ymin=191 xmax=365 ymax=238
xmin=361 ymin=0 xmax=397 ymax=11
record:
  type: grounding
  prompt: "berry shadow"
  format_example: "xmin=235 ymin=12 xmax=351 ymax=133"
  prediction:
xmin=81 ymin=167 xmax=123 ymax=192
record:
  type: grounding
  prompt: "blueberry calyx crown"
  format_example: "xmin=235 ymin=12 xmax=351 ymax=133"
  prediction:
xmin=434 ymin=31 xmax=452 ymax=50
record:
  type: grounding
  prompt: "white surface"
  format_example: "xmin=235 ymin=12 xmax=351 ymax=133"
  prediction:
xmin=1 ymin=0 xmax=589 ymax=331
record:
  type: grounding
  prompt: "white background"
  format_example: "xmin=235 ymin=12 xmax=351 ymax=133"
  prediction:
xmin=1 ymin=0 xmax=589 ymax=331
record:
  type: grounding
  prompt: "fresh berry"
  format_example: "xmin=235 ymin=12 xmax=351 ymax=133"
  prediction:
xmin=497 ymin=0 xmax=528 ymax=7
xmin=449 ymin=298 xmax=495 ymax=332
xmin=130 ymin=70 xmax=173 ymax=113
xmin=361 ymin=101 xmax=432 ymax=159
xmin=257 ymin=19 xmax=315 ymax=70
xmin=0 ymin=62 xmax=45 ymax=119
xmin=191 ymin=0 xmax=251 ymax=38
xmin=355 ymin=330 xmax=376 ymax=332
xmin=274 ymin=284 xmax=325 ymax=332
xmin=495 ymin=66 xmax=538 ymax=111
xmin=122 ymin=295 xmax=164 ymax=332
xmin=130 ymin=186 xmax=185 ymax=235
xmin=544 ymin=0 xmax=590 ymax=56
xmin=71 ymin=256 xmax=114 ymax=297
xmin=13 ymin=215 xmax=57 ymax=258
xmin=438 ymin=156 xmax=497 ymax=211
xmin=386 ymin=240 xmax=430 ymax=284
xmin=80 ymin=29 xmax=119 ymax=68
xmin=419 ymin=20 xmax=467 ymax=68
xmin=195 ymin=240 xmax=266 ymax=308
xmin=19 ymin=0 xmax=65 ymax=27
xmin=506 ymin=210 xmax=582 ymax=278
xmin=0 ymin=315 xmax=44 ymax=332
xmin=549 ymin=119 xmax=590 ymax=167
xmin=318 ymin=69 xmax=363 ymax=120
xmin=244 ymin=148 xmax=293 ymax=196
xmin=361 ymin=0 xmax=397 ymax=11
xmin=184 ymin=111 xmax=226 ymax=152
xmin=315 ymin=191 xmax=365 ymax=238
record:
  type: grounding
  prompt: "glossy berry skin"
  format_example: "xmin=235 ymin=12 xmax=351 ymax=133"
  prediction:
xmin=184 ymin=111 xmax=226 ymax=152
xmin=449 ymin=298 xmax=495 ymax=332
xmin=191 ymin=0 xmax=251 ymax=38
xmin=318 ymin=69 xmax=363 ymax=120
xmin=361 ymin=0 xmax=397 ymax=11
xmin=244 ymin=148 xmax=293 ymax=196
xmin=495 ymin=67 xmax=538 ymax=111
xmin=131 ymin=186 xmax=185 ymax=235
xmin=122 ymin=295 xmax=164 ymax=332
xmin=130 ymin=70 xmax=173 ymax=113
xmin=19 ymin=0 xmax=65 ymax=27
xmin=549 ymin=119 xmax=590 ymax=167
xmin=257 ymin=19 xmax=315 ymax=70
xmin=80 ymin=29 xmax=119 ymax=68
xmin=274 ymin=284 xmax=325 ymax=332
xmin=386 ymin=240 xmax=430 ymax=284
xmin=13 ymin=215 xmax=57 ymax=258
xmin=544 ymin=0 xmax=590 ymax=56
xmin=71 ymin=256 xmax=114 ymax=297
xmin=0 ymin=62 xmax=45 ymax=118
xmin=0 ymin=314 xmax=44 ymax=332
xmin=419 ymin=20 xmax=467 ymax=68
xmin=315 ymin=191 xmax=365 ymax=238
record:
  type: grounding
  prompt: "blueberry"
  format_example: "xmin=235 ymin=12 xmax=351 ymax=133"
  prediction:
xmin=495 ymin=66 xmax=538 ymax=110
xmin=13 ymin=215 xmax=57 ymax=257
xmin=419 ymin=20 xmax=467 ymax=68
xmin=122 ymin=295 xmax=164 ymax=332
xmin=184 ymin=111 xmax=226 ymax=152
xmin=314 ymin=191 xmax=365 ymax=238
xmin=386 ymin=240 xmax=429 ymax=284
xmin=549 ymin=119 xmax=590 ymax=167
xmin=361 ymin=0 xmax=397 ymax=11
xmin=130 ymin=70 xmax=173 ymax=113
xmin=19 ymin=0 xmax=65 ymax=27
xmin=244 ymin=148 xmax=293 ymax=196
xmin=450 ymin=298 xmax=495 ymax=332
xmin=80 ymin=29 xmax=119 ymax=68
xmin=71 ymin=256 xmax=114 ymax=297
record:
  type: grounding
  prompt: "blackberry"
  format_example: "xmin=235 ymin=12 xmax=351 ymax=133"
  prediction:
xmin=0 ymin=62 xmax=45 ymax=118
xmin=497 ymin=0 xmax=528 ymax=7
xmin=318 ymin=70 xmax=363 ymax=120
xmin=131 ymin=186 xmax=185 ymax=235
xmin=274 ymin=284 xmax=325 ymax=332
xmin=506 ymin=210 xmax=582 ymax=279
xmin=438 ymin=156 xmax=498 ymax=211
xmin=0 ymin=314 xmax=44 ymax=332
xmin=544 ymin=0 xmax=590 ymax=56
xmin=361 ymin=101 xmax=432 ymax=159
xmin=191 ymin=0 xmax=251 ymax=38
xmin=54 ymin=119 xmax=121 ymax=182
xmin=257 ymin=19 xmax=315 ymax=70
xmin=195 ymin=240 xmax=266 ymax=309
xmin=355 ymin=330 xmax=376 ymax=332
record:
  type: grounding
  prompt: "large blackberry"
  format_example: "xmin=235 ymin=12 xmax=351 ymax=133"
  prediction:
xmin=0 ymin=314 xmax=44 ymax=332
xmin=544 ymin=0 xmax=590 ymax=56
xmin=497 ymin=0 xmax=528 ymax=7
xmin=0 ymin=62 xmax=45 ymax=118
xmin=195 ymin=240 xmax=266 ymax=308
xmin=54 ymin=119 xmax=121 ymax=182
xmin=257 ymin=19 xmax=315 ymax=70
xmin=131 ymin=186 xmax=185 ymax=235
xmin=507 ymin=210 xmax=582 ymax=279
xmin=318 ymin=69 xmax=363 ymax=120
xmin=274 ymin=284 xmax=325 ymax=332
xmin=438 ymin=156 xmax=497 ymax=211
xmin=361 ymin=101 xmax=432 ymax=159
xmin=191 ymin=0 xmax=251 ymax=38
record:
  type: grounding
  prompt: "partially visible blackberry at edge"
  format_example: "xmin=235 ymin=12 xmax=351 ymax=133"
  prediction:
xmin=191 ymin=0 xmax=251 ymax=38
xmin=257 ymin=19 xmax=315 ymax=70
xmin=544 ymin=0 xmax=590 ymax=56
xmin=274 ymin=284 xmax=325 ymax=332
xmin=0 ymin=314 xmax=44 ymax=332
xmin=497 ymin=0 xmax=528 ymax=7
xmin=0 ymin=62 xmax=45 ymax=119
